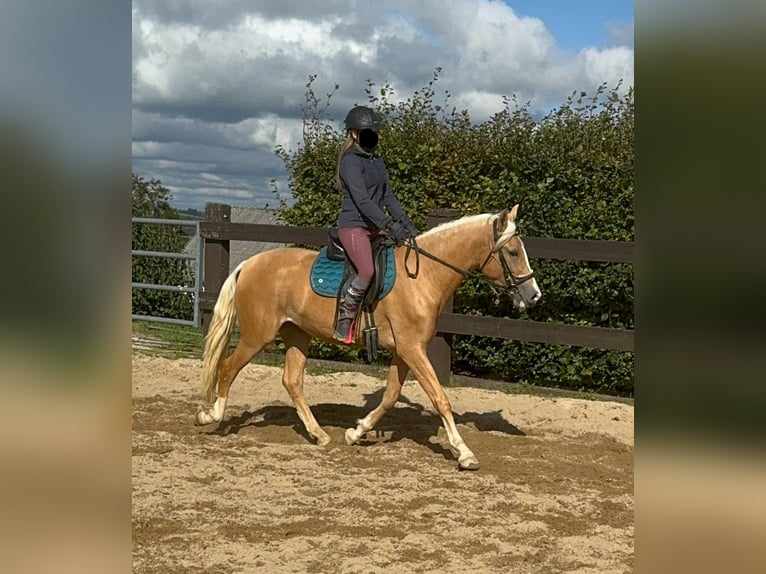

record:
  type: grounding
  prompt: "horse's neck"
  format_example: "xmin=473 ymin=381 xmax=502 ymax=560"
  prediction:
xmin=416 ymin=220 xmax=489 ymax=295
xmin=419 ymin=219 xmax=489 ymax=268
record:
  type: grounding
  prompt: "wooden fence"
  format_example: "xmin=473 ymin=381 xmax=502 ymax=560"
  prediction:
xmin=198 ymin=203 xmax=633 ymax=384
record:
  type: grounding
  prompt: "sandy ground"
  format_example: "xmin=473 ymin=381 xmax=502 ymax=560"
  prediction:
xmin=132 ymin=353 xmax=633 ymax=573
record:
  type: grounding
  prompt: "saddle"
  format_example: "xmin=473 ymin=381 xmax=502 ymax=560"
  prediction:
xmin=309 ymin=228 xmax=396 ymax=304
xmin=309 ymin=228 xmax=396 ymax=360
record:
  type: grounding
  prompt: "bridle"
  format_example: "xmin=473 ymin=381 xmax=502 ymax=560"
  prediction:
xmin=403 ymin=216 xmax=535 ymax=295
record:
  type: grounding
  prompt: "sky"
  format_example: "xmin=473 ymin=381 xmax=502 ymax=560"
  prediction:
xmin=131 ymin=0 xmax=634 ymax=211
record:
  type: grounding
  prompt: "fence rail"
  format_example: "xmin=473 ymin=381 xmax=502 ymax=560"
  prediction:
xmin=436 ymin=313 xmax=634 ymax=352
xmin=198 ymin=221 xmax=634 ymax=263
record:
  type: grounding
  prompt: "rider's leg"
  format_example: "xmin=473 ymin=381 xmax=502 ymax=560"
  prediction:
xmin=334 ymin=227 xmax=375 ymax=343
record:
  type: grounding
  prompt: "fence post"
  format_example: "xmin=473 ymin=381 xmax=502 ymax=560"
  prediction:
xmin=201 ymin=202 xmax=231 ymax=333
xmin=426 ymin=209 xmax=460 ymax=386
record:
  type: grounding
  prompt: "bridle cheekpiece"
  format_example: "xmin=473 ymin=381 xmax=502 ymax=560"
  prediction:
xmin=476 ymin=216 xmax=535 ymax=291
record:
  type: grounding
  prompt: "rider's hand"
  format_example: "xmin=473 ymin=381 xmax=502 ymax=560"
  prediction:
xmin=401 ymin=218 xmax=419 ymax=238
xmin=386 ymin=220 xmax=409 ymax=245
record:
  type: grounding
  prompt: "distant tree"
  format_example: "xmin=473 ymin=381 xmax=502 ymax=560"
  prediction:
xmin=186 ymin=208 xmax=204 ymax=219
xmin=132 ymin=173 xmax=194 ymax=321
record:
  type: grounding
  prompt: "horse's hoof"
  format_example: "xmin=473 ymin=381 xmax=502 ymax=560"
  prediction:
xmin=458 ymin=456 xmax=480 ymax=471
xmin=195 ymin=411 xmax=211 ymax=426
xmin=344 ymin=428 xmax=358 ymax=446
xmin=315 ymin=433 xmax=331 ymax=447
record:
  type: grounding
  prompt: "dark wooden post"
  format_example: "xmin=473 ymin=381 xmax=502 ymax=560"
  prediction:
xmin=426 ymin=209 xmax=460 ymax=386
xmin=201 ymin=202 xmax=231 ymax=333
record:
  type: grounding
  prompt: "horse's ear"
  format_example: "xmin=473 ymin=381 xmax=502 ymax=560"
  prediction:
xmin=508 ymin=204 xmax=519 ymax=221
xmin=496 ymin=208 xmax=509 ymax=232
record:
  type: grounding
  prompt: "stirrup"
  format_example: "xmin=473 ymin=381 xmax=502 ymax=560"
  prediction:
xmin=333 ymin=317 xmax=356 ymax=344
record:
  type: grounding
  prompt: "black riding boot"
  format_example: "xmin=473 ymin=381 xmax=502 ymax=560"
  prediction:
xmin=333 ymin=285 xmax=366 ymax=344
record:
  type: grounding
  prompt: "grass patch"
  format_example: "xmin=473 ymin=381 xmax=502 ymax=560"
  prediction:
xmin=132 ymin=320 xmax=205 ymax=345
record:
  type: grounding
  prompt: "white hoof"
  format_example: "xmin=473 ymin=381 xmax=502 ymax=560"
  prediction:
xmin=196 ymin=398 xmax=226 ymax=426
xmin=458 ymin=454 xmax=480 ymax=471
xmin=315 ymin=432 xmax=331 ymax=446
xmin=196 ymin=410 xmax=215 ymax=425
xmin=344 ymin=428 xmax=359 ymax=445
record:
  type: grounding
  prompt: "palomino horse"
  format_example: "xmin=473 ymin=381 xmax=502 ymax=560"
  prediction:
xmin=197 ymin=205 xmax=541 ymax=470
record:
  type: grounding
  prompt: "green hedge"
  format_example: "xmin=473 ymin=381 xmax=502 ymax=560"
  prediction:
xmin=275 ymin=72 xmax=634 ymax=397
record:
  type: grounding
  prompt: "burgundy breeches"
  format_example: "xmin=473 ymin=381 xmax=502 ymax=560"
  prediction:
xmin=337 ymin=227 xmax=377 ymax=285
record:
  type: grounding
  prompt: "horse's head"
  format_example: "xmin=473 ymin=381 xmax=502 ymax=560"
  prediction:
xmin=482 ymin=205 xmax=542 ymax=309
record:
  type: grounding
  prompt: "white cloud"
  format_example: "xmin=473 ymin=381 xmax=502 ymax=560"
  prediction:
xmin=238 ymin=15 xmax=353 ymax=61
xmin=458 ymin=2 xmax=555 ymax=79
xmin=237 ymin=115 xmax=304 ymax=151
xmin=199 ymin=172 xmax=223 ymax=183
xmin=453 ymin=90 xmax=506 ymax=122
xmin=580 ymin=46 xmax=634 ymax=90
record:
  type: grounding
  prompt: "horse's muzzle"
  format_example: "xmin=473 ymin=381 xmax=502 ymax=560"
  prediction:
xmin=514 ymin=282 xmax=542 ymax=309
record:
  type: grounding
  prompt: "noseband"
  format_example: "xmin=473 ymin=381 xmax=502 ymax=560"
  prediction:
xmin=477 ymin=248 xmax=536 ymax=290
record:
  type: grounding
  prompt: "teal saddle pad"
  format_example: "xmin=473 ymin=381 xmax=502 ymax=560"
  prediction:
xmin=310 ymin=247 xmax=396 ymax=298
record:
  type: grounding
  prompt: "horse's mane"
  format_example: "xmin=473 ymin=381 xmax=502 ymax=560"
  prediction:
xmin=418 ymin=213 xmax=491 ymax=240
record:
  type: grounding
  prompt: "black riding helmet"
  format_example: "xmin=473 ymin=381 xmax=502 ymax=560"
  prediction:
xmin=344 ymin=106 xmax=382 ymax=132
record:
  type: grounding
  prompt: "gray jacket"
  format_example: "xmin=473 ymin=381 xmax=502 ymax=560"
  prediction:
xmin=337 ymin=144 xmax=409 ymax=231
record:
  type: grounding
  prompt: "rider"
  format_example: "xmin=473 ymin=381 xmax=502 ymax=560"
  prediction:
xmin=333 ymin=105 xmax=419 ymax=343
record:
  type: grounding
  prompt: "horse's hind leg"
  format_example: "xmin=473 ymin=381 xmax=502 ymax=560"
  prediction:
xmin=345 ymin=353 xmax=409 ymax=445
xmin=398 ymin=346 xmax=480 ymax=470
xmin=196 ymin=339 xmax=264 ymax=425
xmin=279 ymin=323 xmax=331 ymax=446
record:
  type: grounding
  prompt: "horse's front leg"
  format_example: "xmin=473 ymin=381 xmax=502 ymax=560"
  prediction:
xmin=345 ymin=354 xmax=409 ymax=445
xmin=400 ymin=347 xmax=480 ymax=470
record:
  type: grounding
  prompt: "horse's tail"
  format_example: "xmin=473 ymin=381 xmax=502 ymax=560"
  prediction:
xmin=201 ymin=261 xmax=245 ymax=402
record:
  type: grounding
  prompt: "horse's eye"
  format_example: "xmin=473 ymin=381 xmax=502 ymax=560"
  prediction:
xmin=508 ymin=250 xmax=518 ymax=257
